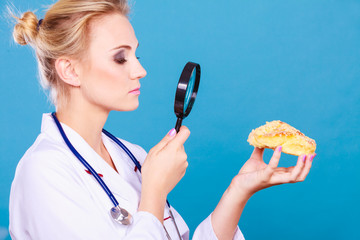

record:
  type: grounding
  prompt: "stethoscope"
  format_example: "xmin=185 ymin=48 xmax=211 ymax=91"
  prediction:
xmin=52 ymin=62 xmax=200 ymax=240
xmin=51 ymin=112 xmax=182 ymax=239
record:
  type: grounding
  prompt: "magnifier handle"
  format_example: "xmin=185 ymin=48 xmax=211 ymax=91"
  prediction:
xmin=175 ymin=118 xmax=183 ymax=133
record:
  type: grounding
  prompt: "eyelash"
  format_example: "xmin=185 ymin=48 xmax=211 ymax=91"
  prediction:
xmin=115 ymin=57 xmax=141 ymax=65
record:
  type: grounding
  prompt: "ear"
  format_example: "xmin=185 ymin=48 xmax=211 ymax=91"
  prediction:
xmin=55 ymin=57 xmax=81 ymax=87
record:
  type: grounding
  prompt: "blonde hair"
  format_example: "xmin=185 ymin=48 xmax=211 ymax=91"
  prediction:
xmin=12 ymin=0 xmax=130 ymax=107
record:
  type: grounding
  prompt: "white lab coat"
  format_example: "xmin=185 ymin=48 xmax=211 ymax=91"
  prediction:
xmin=9 ymin=113 xmax=245 ymax=240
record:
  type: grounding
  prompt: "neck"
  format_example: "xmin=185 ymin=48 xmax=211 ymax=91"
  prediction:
xmin=56 ymin=100 xmax=110 ymax=155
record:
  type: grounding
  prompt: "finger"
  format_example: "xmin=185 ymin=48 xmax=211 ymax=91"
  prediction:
xmin=250 ymin=147 xmax=265 ymax=160
xmin=275 ymin=167 xmax=294 ymax=173
xmin=272 ymin=154 xmax=313 ymax=184
xmin=265 ymin=146 xmax=282 ymax=177
xmin=269 ymin=171 xmax=291 ymax=185
xmin=288 ymin=155 xmax=306 ymax=183
xmin=169 ymin=126 xmax=191 ymax=147
xmin=297 ymin=153 xmax=315 ymax=181
xmin=153 ymin=128 xmax=177 ymax=151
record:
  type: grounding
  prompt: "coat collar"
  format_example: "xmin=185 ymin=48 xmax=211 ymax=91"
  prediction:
xmin=40 ymin=113 xmax=140 ymax=214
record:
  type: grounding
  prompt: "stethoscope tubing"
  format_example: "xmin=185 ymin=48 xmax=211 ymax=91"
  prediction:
xmin=51 ymin=112 xmax=120 ymax=207
xmin=52 ymin=112 xmax=181 ymax=239
xmin=102 ymin=129 xmax=142 ymax=172
xmin=101 ymin=129 xmax=172 ymax=207
xmin=52 ymin=112 xmax=172 ymax=208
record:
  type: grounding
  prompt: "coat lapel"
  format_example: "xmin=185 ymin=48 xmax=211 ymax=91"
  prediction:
xmin=41 ymin=113 xmax=139 ymax=215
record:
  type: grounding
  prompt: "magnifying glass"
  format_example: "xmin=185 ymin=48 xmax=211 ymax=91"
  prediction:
xmin=174 ymin=62 xmax=201 ymax=132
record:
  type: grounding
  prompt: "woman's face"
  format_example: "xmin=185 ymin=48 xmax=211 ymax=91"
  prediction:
xmin=77 ymin=13 xmax=147 ymax=112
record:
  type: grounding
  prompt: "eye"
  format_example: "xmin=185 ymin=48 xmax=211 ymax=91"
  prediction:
xmin=136 ymin=57 xmax=140 ymax=60
xmin=115 ymin=58 xmax=127 ymax=64
xmin=114 ymin=50 xmax=127 ymax=64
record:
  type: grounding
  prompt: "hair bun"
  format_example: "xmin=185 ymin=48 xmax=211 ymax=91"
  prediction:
xmin=13 ymin=11 xmax=39 ymax=46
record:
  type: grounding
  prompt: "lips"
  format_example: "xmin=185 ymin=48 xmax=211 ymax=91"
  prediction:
xmin=129 ymin=87 xmax=141 ymax=94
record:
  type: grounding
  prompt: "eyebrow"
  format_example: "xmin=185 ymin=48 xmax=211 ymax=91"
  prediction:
xmin=111 ymin=42 xmax=139 ymax=51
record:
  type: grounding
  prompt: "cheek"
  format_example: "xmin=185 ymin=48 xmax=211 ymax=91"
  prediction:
xmin=83 ymin=63 xmax=128 ymax=104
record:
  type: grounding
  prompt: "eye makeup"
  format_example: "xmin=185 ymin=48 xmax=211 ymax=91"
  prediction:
xmin=113 ymin=49 xmax=141 ymax=64
xmin=114 ymin=50 xmax=127 ymax=64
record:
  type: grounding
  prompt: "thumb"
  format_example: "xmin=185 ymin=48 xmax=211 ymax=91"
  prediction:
xmin=250 ymin=147 xmax=265 ymax=161
xmin=170 ymin=126 xmax=191 ymax=147
xmin=264 ymin=146 xmax=282 ymax=177
xmin=154 ymin=128 xmax=177 ymax=151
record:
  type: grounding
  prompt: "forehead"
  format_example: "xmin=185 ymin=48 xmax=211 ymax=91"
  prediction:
xmin=88 ymin=13 xmax=137 ymax=49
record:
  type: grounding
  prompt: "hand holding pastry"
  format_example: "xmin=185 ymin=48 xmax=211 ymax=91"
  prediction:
xmin=211 ymin=146 xmax=315 ymax=239
xmin=211 ymin=121 xmax=316 ymax=239
xmin=229 ymin=147 xmax=315 ymax=199
xmin=230 ymin=120 xmax=316 ymax=198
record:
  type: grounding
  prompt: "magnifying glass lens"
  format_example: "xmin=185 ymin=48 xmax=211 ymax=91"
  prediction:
xmin=184 ymin=70 xmax=196 ymax=113
xmin=174 ymin=62 xmax=200 ymax=132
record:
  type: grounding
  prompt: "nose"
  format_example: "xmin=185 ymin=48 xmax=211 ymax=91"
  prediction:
xmin=130 ymin=58 xmax=147 ymax=80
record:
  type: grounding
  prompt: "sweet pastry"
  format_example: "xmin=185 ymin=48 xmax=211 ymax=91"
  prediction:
xmin=247 ymin=120 xmax=316 ymax=156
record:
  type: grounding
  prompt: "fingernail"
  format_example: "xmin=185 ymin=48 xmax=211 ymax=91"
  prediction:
xmin=302 ymin=155 xmax=306 ymax=162
xmin=168 ymin=128 xmax=176 ymax=137
xmin=310 ymin=154 xmax=315 ymax=162
xmin=277 ymin=146 xmax=282 ymax=152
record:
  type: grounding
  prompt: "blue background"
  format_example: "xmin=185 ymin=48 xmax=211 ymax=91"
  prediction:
xmin=1 ymin=0 xmax=359 ymax=239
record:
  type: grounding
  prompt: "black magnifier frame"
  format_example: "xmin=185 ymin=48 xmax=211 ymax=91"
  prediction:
xmin=174 ymin=62 xmax=201 ymax=132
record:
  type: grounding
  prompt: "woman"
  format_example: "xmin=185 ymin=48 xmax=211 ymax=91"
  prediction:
xmin=9 ymin=0 xmax=315 ymax=239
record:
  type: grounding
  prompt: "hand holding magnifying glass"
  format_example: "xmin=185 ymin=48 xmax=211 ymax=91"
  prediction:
xmin=174 ymin=62 xmax=201 ymax=132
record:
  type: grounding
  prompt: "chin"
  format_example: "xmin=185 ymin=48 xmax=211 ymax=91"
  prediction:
xmin=128 ymin=104 xmax=139 ymax=111
xmin=114 ymin=101 xmax=139 ymax=112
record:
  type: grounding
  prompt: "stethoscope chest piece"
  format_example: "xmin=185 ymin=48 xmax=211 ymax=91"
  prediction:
xmin=110 ymin=205 xmax=133 ymax=225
